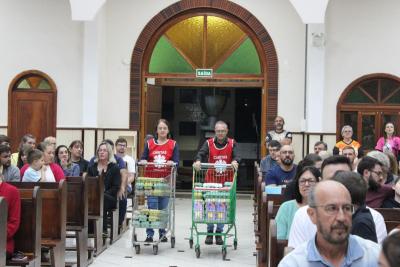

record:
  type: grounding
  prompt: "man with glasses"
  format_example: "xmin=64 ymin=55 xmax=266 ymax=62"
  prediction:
xmin=265 ymin=145 xmax=296 ymax=185
xmin=260 ymin=140 xmax=281 ymax=181
xmin=357 ymin=156 xmax=394 ymax=208
xmin=194 ymin=120 xmax=240 ymax=245
xmin=279 ymin=180 xmax=380 ymax=267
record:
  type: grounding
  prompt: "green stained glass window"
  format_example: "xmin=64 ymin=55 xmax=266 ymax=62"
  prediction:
xmin=149 ymin=36 xmax=194 ymax=73
xmin=344 ymin=87 xmax=373 ymax=104
xmin=17 ymin=79 xmax=31 ymax=89
xmin=216 ymin=38 xmax=261 ymax=74
xmin=38 ymin=79 xmax=51 ymax=90
xmin=386 ymin=90 xmax=400 ymax=104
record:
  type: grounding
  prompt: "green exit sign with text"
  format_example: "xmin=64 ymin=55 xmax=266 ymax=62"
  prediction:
xmin=196 ymin=69 xmax=213 ymax=78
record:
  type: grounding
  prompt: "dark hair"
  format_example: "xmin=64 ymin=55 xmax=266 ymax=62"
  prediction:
xmin=154 ymin=119 xmax=172 ymax=139
xmin=27 ymin=149 xmax=43 ymax=164
xmin=69 ymin=140 xmax=83 ymax=149
xmin=382 ymin=231 xmax=400 ymax=267
xmin=17 ymin=144 xmax=32 ymax=169
xmin=268 ymin=140 xmax=281 ymax=149
xmin=103 ymin=139 xmax=115 ymax=148
xmin=55 ymin=145 xmax=72 ymax=167
xmin=314 ymin=141 xmax=328 ymax=150
xmin=383 ymin=122 xmax=396 ymax=139
xmin=0 ymin=135 xmax=10 ymax=145
xmin=0 ymin=144 xmax=10 ymax=154
xmin=115 ymin=138 xmax=128 ymax=146
xmin=321 ymin=155 xmax=351 ymax=174
xmin=357 ymin=156 xmax=382 ymax=176
xmin=294 ymin=166 xmax=321 ymax=204
xmin=342 ymin=145 xmax=355 ymax=153
xmin=304 ymin=153 xmax=322 ymax=163
xmin=332 ymin=171 xmax=367 ymax=206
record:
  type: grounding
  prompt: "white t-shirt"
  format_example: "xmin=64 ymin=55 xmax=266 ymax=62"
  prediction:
xmin=122 ymin=155 xmax=136 ymax=174
xmin=43 ymin=165 xmax=56 ymax=182
xmin=288 ymin=205 xmax=387 ymax=248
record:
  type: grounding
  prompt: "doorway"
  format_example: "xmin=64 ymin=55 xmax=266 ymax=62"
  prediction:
xmin=160 ymin=86 xmax=261 ymax=191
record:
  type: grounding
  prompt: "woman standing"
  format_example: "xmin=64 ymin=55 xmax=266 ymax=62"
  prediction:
xmin=275 ymin=166 xmax=320 ymax=240
xmin=334 ymin=125 xmax=361 ymax=155
xmin=55 ymin=145 xmax=80 ymax=176
xmin=376 ymin=122 xmax=400 ymax=158
xmin=139 ymin=119 xmax=179 ymax=243
xmin=87 ymin=142 xmax=121 ymax=234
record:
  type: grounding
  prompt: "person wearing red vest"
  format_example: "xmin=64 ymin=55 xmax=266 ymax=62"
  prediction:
xmin=194 ymin=120 xmax=240 ymax=245
xmin=140 ymin=119 xmax=179 ymax=243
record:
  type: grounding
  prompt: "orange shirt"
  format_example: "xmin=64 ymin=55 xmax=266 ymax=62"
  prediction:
xmin=335 ymin=140 xmax=361 ymax=154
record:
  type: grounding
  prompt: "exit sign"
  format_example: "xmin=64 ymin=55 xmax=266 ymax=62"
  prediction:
xmin=196 ymin=69 xmax=213 ymax=78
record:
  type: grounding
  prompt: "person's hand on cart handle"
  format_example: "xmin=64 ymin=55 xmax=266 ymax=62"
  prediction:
xmin=117 ymin=186 xmax=126 ymax=200
xmin=231 ymin=160 xmax=239 ymax=171
xmin=138 ymin=159 xmax=147 ymax=165
xmin=166 ymin=160 xmax=175 ymax=166
xmin=193 ymin=160 xmax=201 ymax=171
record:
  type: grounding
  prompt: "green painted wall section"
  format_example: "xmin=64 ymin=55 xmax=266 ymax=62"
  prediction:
xmin=149 ymin=36 xmax=194 ymax=73
xmin=216 ymin=38 xmax=261 ymax=74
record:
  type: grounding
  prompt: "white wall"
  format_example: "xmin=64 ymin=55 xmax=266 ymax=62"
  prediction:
xmin=0 ymin=0 xmax=83 ymax=127
xmin=324 ymin=0 xmax=400 ymax=132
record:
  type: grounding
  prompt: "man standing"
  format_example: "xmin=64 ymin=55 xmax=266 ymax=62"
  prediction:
xmin=265 ymin=145 xmax=296 ymax=186
xmin=115 ymin=138 xmax=136 ymax=227
xmin=279 ymin=181 xmax=380 ymax=266
xmin=266 ymin=116 xmax=292 ymax=145
xmin=260 ymin=140 xmax=281 ymax=181
xmin=193 ymin=121 xmax=240 ymax=245
xmin=357 ymin=156 xmax=394 ymax=208
xmin=0 ymin=145 xmax=20 ymax=182
xmin=313 ymin=141 xmax=327 ymax=154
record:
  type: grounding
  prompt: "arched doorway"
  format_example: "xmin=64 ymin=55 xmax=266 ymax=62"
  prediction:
xmin=130 ymin=1 xmax=278 ymax=190
xmin=337 ymin=73 xmax=400 ymax=151
xmin=8 ymin=70 xmax=57 ymax=152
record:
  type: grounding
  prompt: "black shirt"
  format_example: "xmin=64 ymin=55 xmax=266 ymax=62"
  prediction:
xmin=351 ymin=205 xmax=377 ymax=243
xmin=382 ymin=197 xmax=400 ymax=208
xmin=72 ymin=158 xmax=89 ymax=176
xmin=194 ymin=137 xmax=241 ymax=163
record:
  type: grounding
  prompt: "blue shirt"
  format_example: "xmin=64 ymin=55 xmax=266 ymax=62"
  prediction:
xmin=265 ymin=164 xmax=297 ymax=185
xmin=278 ymin=234 xmax=380 ymax=267
xmin=260 ymin=155 xmax=278 ymax=181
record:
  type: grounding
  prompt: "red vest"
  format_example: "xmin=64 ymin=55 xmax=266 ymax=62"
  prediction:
xmin=206 ymin=138 xmax=234 ymax=183
xmin=145 ymin=138 xmax=176 ymax=178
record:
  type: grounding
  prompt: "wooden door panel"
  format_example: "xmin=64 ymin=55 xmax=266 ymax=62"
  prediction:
xmin=9 ymin=91 xmax=56 ymax=151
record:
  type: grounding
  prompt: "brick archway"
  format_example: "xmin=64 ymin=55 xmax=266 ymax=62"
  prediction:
xmin=130 ymin=0 xmax=278 ymax=143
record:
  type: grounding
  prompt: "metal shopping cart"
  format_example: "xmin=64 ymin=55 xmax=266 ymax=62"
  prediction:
xmin=131 ymin=162 xmax=176 ymax=255
xmin=189 ymin=163 xmax=238 ymax=260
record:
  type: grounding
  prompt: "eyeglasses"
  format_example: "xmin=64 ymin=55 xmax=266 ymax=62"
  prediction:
xmin=281 ymin=151 xmax=294 ymax=155
xmin=299 ymin=178 xmax=317 ymax=186
xmin=370 ymin=170 xmax=384 ymax=177
xmin=215 ymin=130 xmax=227 ymax=133
xmin=310 ymin=204 xmax=354 ymax=216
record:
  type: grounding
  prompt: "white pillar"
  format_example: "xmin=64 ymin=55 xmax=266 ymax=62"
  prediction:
xmin=305 ymin=23 xmax=325 ymax=132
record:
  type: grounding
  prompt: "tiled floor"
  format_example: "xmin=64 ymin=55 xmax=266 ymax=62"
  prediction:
xmin=89 ymin=197 xmax=255 ymax=267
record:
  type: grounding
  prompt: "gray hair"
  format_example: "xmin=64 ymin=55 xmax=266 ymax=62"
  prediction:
xmin=367 ymin=150 xmax=390 ymax=169
xmin=341 ymin=125 xmax=353 ymax=135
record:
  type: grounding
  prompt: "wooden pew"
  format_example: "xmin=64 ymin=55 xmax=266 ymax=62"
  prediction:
xmin=375 ymin=208 xmax=400 ymax=233
xmin=256 ymin=195 xmax=274 ymax=267
xmin=10 ymin=182 xmax=67 ymax=267
xmin=7 ymin=186 xmax=42 ymax=267
xmin=254 ymin=173 xmax=263 ymax=238
xmin=86 ymin=175 xmax=106 ymax=256
xmin=0 ymin=197 xmax=7 ymax=267
xmin=268 ymin=219 xmax=288 ymax=267
xmin=109 ymin=201 xmax=120 ymax=244
xmin=65 ymin=176 xmax=88 ymax=267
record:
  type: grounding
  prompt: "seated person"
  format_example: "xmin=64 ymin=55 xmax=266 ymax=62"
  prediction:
xmin=260 ymin=140 xmax=281 ymax=181
xmin=276 ymin=166 xmax=320 ymax=240
xmin=55 ymin=145 xmax=80 ymax=176
xmin=265 ymin=145 xmax=296 ymax=186
xmin=0 ymin=175 xmax=21 ymax=260
xmin=22 ymin=149 xmax=45 ymax=182
xmin=380 ymin=231 xmax=400 ymax=267
xmin=69 ymin=140 xmax=89 ymax=176
xmin=332 ymin=171 xmax=377 ymax=242
xmin=0 ymin=145 xmax=20 ymax=182
xmin=382 ymin=176 xmax=400 ymax=208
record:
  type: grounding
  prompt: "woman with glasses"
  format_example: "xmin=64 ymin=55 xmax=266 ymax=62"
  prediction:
xmin=334 ymin=125 xmax=361 ymax=155
xmin=275 ymin=166 xmax=320 ymax=240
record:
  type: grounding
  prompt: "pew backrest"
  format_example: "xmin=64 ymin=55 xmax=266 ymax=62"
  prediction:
xmin=13 ymin=186 xmax=42 ymax=261
xmin=86 ymin=175 xmax=104 ymax=218
xmin=65 ymin=176 xmax=88 ymax=229
xmin=268 ymin=219 xmax=288 ymax=267
xmin=0 ymin=197 xmax=7 ymax=267
xmin=375 ymin=208 xmax=400 ymax=233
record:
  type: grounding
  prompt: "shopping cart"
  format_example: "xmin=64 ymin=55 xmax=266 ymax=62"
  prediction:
xmin=189 ymin=163 xmax=238 ymax=260
xmin=131 ymin=162 xmax=176 ymax=255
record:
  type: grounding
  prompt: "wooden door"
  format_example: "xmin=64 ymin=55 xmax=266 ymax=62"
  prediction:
xmin=8 ymin=71 xmax=57 ymax=152
xmin=139 ymin=83 xmax=162 ymax=156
